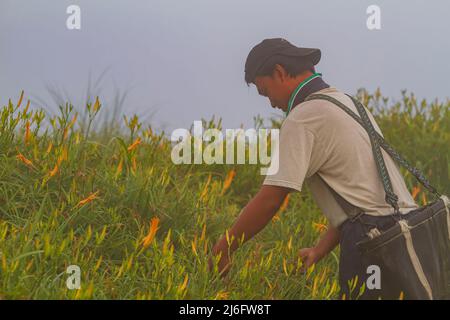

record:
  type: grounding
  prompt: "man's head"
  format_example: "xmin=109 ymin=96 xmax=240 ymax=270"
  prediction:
xmin=244 ymin=38 xmax=321 ymax=111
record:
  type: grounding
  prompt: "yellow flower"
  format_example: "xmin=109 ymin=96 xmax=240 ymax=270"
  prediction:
xmin=142 ymin=217 xmax=160 ymax=248
xmin=287 ymin=236 xmax=292 ymax=251
xmin=46 ymin=142 xmax=53 ymax=154
xmin=93 ymin=96 xmax=101 ymax=112
xmin=61 ymin=146 xmax=68 ymax=161
xmin=312 ymin=276 xmax=319 ymax=297
xmin=131 ymin=156 xmax=137 ymax=174
xmin=199 ymin=174 xmax=212 ymax=202
xmin=191 ymin=237 xmax=198 ymax=256
xmin=282 ymin=258 xmax=289 ymax=276
xmin=178 ymin=274 xmax=189 ymax=292
xmin=421 ymin=192 xmax=427 ymax=205
xmin=200 ymin=224 xmax=207 ymax=242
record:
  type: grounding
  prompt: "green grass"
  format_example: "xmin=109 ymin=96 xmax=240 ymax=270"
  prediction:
xmin=0 ymin=89 xmax=448 ymax=299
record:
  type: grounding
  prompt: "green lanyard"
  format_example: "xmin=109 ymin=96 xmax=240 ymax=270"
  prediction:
xmin=285 ymin=72 xmax=322 ymax=117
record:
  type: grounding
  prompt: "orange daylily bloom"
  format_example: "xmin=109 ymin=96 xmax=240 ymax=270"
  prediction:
xmin=23 ymin=100 xmax=30 ymax=114
xmin=215 ymin=291 xmax=229 ymax=300
xmin=271 ymin=214 xmax=280 ymax=223
xmin=411 ymin=186 xmax=420 ymax=200
xmin=142 ymin=217 xmax=160 ymax=248
xmin=63 ymin=114 xmax=78 ymax=141
xmin=312 ymin=222 xmax=328 ymax=233
xmin=63 ymin=127 xmax=69 ymax=141
xmin=278 ymin=194 xmax=290 ymax=213
xmin=127 ymin=137 xmax=142 ymax=152
xmin=17 ymin=90 xmax=24 ymax=108
xmin=116 ymin=158 xmax=123 ymax=176
xmin=48 ymin=148 xmax=67 ymax=178
xmin=77 ymin=191 xmax=100 ymax=207
xmin=49 ymin=164 xmax=59 ymax=177
xmin=221 ymin=169 xmax=236 ymax=195
xmin=16 ymin=152 xmax=34 ymax=167
xmin=69 ymin=113 xmax=78 ymax=128
xmin=25 ymin=121 xmax=31 ymax=144
xmin=272 ymin=194 xmax=290 ymax=223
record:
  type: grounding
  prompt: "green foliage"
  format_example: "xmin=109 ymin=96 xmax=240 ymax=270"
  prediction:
xmin=0 ymin=89 xmax=448 ymax=299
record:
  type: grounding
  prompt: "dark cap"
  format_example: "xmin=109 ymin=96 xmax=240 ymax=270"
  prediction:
xmin=244 ymin=38 xmax=321 ymax=84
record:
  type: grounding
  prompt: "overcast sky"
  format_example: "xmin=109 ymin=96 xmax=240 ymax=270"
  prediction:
xmin=1 ymin=0 xmax=449 ymax=133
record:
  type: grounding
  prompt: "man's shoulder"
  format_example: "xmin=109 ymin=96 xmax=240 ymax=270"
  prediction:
xmin=288 ymin=87 xmax=352 ymax=121
xmin=309 ymin=86 xmax=343 ymax=97
xmin=302 ymin=86 xmax=349 ymax=108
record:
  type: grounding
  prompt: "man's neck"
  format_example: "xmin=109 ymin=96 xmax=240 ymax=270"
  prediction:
xmin=289 ymin=74 xmax=330 ymax=110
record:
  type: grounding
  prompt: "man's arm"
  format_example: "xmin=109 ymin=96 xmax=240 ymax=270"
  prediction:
xmin=298 ymin=225 xmax=340 ymax=271
xmin=210 ymin=185 xmax=291 ymax=276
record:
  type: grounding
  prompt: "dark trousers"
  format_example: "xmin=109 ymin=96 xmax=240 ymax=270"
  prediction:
xmin=338 ymin=210 xmax=416 ymax=300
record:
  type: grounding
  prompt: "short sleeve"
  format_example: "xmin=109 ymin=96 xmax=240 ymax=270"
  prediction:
xmin=262 ymin=118 xmax=316 ymax=192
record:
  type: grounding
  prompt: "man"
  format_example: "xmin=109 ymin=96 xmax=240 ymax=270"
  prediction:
xmin=210 ymin=38 xmax=418 ymax=299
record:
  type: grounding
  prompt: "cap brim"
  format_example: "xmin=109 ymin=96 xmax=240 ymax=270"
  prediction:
xmin=280 ymin=47 xmax=321 ymax=65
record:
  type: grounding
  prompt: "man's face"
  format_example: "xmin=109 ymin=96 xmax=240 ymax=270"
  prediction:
xmin=254 ymin=64 xmax=291 ymax=111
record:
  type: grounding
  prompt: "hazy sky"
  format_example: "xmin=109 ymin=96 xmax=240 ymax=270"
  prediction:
xmin=1 ymin=0 xmax=449 ymax=133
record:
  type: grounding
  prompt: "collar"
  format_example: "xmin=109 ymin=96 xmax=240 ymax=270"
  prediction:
xmin=285 ymin=74 xmax=330 ymax=116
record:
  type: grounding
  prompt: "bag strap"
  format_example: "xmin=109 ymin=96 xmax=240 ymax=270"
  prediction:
xmin=304 ymin=93 xmax=442 ymax=206
xmin=350 ymin=94 xmax=400 ymax=213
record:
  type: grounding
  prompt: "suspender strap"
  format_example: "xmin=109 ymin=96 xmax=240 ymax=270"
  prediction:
xmin=304 ymin=94 xmax=441 ymax=210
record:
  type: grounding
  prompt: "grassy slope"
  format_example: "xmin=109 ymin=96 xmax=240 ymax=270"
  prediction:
xmin=0 ymin=89 xmax=448 ymax=299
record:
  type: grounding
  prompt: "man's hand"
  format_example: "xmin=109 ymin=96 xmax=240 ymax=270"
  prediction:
xmin=208 ymin=243 xmax=232 ymax=278
xmin=298 ymin=247 xmax=321 ymax=272
xmin=208 ymin=248 xmax=231 ymax=278
xmin=297 ymin=224 xmax=341 ymax=273
xmin=208 ymin=185 xmax=292 ymax=278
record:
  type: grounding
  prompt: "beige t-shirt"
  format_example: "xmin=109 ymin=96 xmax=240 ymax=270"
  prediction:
xmin=263 ymin=86 xmax=419 ymax=228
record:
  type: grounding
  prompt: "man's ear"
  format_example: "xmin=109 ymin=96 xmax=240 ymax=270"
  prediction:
xmin=273 ymin=64 xmax=288 ymax=82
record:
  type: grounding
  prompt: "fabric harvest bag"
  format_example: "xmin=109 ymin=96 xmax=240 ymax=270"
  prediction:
xmin=305 ymin=93 xmax=450 ymax=300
